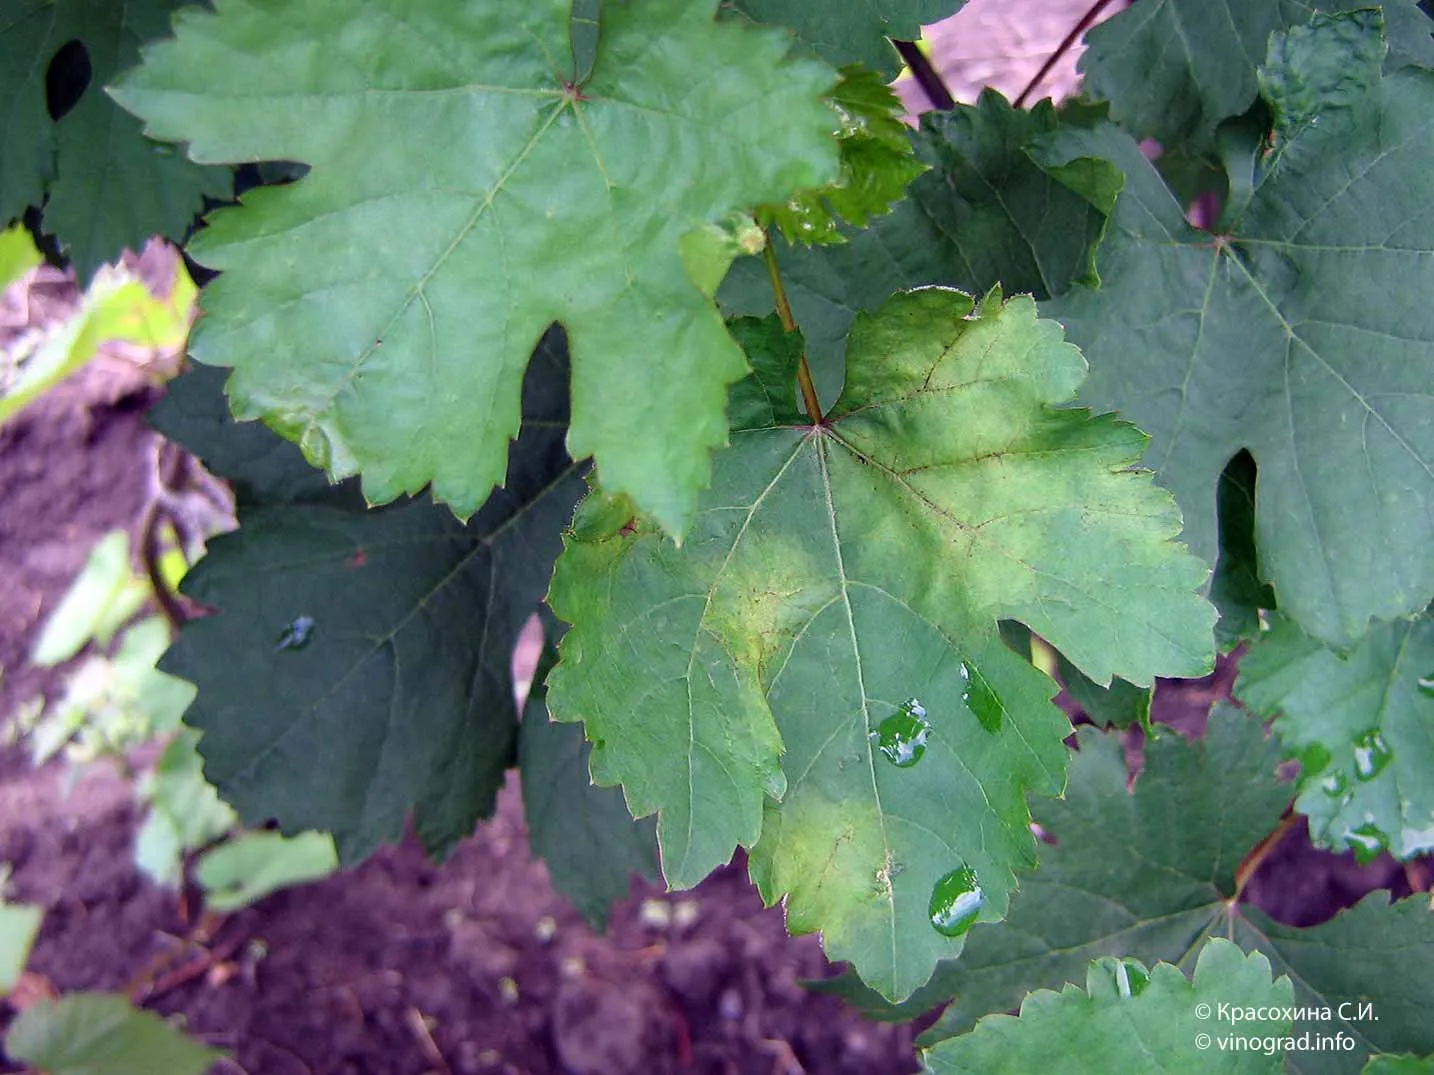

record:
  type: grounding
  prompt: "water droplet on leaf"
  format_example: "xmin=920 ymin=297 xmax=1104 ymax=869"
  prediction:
xmin=1418 ymin=674 xmax=1434 ymax=698
xmin=871 ymin=699 xmax=931 ymax=768
xmin=960 ymin=662 xmax=1004 ymax=733
xmin=1345 ymin=822 xmax=1388 ymax=864
xmin=929 ymin=865 xmax=983 ymax=937
xmin=274 ymin=615 xmax=315 ymax=652
xmin=1321 ymin=770 xmax=1348 ymax=797
xmin=1351 ymin=729 xmax=1391 ymax=781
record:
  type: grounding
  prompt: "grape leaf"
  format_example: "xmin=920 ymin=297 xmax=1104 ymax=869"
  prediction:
xmin=195 ymin=830 xmax=338 ymax=912
xmin=720 ymin=0 xmax=968 ymax=78
xmin=520 ymin=647 xmax=660 ymax=929
xmin=760 ymin=65 xmax=928 ymax=246
xmin=1079 ymin=0 xmax=1434 ymax=156
xmin=160 ymin=336 xmax=584 ymax=862
xmin=1044 ymin=12 xmax=1434 ymax=647
xmin=113 ymin=0 xmax=840 ymax=537
xmin=924 ymin=940 xmax=1292 ymax=1075
xmin=1365 ymin=1058 xmax=1434 ymax=1075
xmin=0 ymin=0 xmax=230 ymax=279
xmin=1236 ymin=613 xmax=1434 ymax=862
xmin=904 ymin=708 xmax=1434 ymax=1073
xmin=548 ymin=289 xmax=1215 ymax=1000
xmin=720 ymin=92 xmax=1119 ymax=396
xmin=5 ymin=992 xmax=217 ymax=1075
xmin=1210 ymin=451 xmax=1276 ymax=648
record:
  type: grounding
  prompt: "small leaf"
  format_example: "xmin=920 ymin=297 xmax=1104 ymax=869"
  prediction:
xmin=923 ymin=940 xmax=1292 ymax=1074
xmin=549 ymin=288 xmax=1214 ymax=1000
xmin=114 ymin=0 xmax=841 ymax=536
xmin=0 ymin=902 xmax=44 ymax=994
xmin=0 ymin=223 xmax=42 ymax=291
xmin=720 ymin=92 xmax=1119 ymax=388
xmin=760 ymin=65 xmax=928 ymax=246
xmin=135 ymin=730 xmax=236 ymax=888
xmin=0 ymin=0 xmax=230 ymax=279
xmin=30 ymin=532 xmax=149 ymax=667
xmin=196 ymin=831 xmax=338 ymax=912
xmin=1237 ymin=612 xmax=1434 ymax=862
xmin=5 ymin=992 xmax=218 ymax=1075
xmin=520 ymin=647 xmax=660 ymax=930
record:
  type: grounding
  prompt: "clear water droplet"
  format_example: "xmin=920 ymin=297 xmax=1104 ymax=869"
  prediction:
xmin=1345 ymin=822 xmax=1388 ymax=864
xmin=1121 ymin=960 xmax=1150 ymax=997
xmin=1351 ymin=729 xmax=1392 ymax=781
xmin=870 ymin=699 xmax=930 ymax=768
xmin=929 ymin=865 xmax=983 ymax=937
xmin=1321 ymin=769 xmax=1348 ymax=797
xmin=274 ymin=615 xmax=316 ymax=652
xmin=1419 ymin=673 xmax=1434 ymax=698
xmin=960 ymin=662 xmax=1004 ymax=733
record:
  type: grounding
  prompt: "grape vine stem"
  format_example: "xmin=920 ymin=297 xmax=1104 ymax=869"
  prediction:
xmin=1013 ymin=0 xmax=1119 ymax=108
xmin=761 ymin=234 xmax=825 ymax=424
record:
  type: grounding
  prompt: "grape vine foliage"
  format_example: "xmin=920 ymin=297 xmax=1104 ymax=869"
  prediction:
xmin=4 ymin=0 xmax=1434 ymax=1069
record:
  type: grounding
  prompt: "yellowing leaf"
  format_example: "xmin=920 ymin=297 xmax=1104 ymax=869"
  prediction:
xmin=548 ymin=289 xmax=1215 ymax=1000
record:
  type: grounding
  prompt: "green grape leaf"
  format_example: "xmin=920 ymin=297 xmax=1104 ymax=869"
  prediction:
xmin=720 ymin=92 xmax=1119 ymax=397
xmin=1365 ymin=1058 xmax=1434 ymax=1075
xmin=1210 ymin=451 xmax=1277 ymax=648
xmin=0 ymin=0 xmax=230 ymax=279
xmin=5 ymin=992 xmax=217 ymax=1075
xmin=1044 ymin=12 xmax=1434 ymax=647
xmin=0 ymin=223 xmax=42 ymax=290
xmin=1078 ymin=0 xmax=1434 ymax=156
xmin=520 ymin=647 xmax=660 ymax=930
xmin=924 ymin=940 xmax=1292 ymax=1075
xmin=0 ymin=902 xmax=44 ymax=994
xmin=195 ymin=830 xmax=338 ymax=912
xmin=113 ymin=0 xmax=839 ymax=537
xmin=760 ymin=65 xmax=927 ymax=246
xmin=135 ymin=729 xmax=237 ymax=888
xmin=548 ymin=289 xmax=1215 ymax=1000
xmin=161 ymin=336 xmax=584 ymax=863
xmin=1237 ymin=613 xmax=1434 ymax=862
xmin=719 ymin=0 xmax=968 ymax=78
xmin=1056 ymin=651 xmax=1151 ymax=730
xmin=907 ymin=708 xmax=1434 ymax=1073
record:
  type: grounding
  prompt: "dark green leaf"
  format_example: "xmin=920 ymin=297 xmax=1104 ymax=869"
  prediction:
xmin=520 ymin=647 xmax=660 ymax=930
xmin=1079 ymin=0 xmax=1434 ymax=156
xmin=149 ymin=363 xmax=350 ymax=508
xmin=1210 ymin=451 xmax=1277 ymax=648
xmin=1237 ymin=613 xmax=1434 ymax=862
xmin=720 ymin=0 xmax=968 ymax=78
xmin=114 ymin=0 xmax=840 ymax=536
xmin=162 ymin=337 xmax=583 ymax=863
xmin=0 ymin=0 xmax=230 ymax=279
xmin=1045 ymin=12 xmax=1434 ymax=646
xmin=549 ymin=288 xmax=1214 ymax=1000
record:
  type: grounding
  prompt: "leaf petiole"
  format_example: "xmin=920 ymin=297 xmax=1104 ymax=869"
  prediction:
xmin=761 ymin=234 xmax=825 ymax=424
